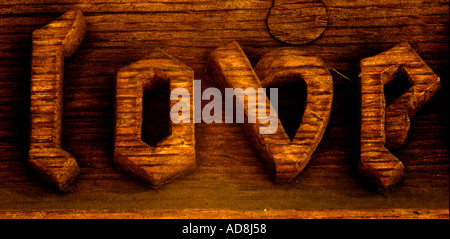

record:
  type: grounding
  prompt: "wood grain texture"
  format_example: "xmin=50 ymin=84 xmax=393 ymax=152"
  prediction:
xmin=359 ymin=42 xmax=441 ymax=189
xmin=267 ymin=0 xmax=328 ymax=45
xmin=114 ymin=49 xmax=195 ymax=188
xmin=0 ymin=0 xmax=448 ymax=218
xmin=255 ymin=48 xmax=333 ymax=181
xmin=207 ymin=42 xmax=332 ymax=183
xmin=384 ymin=44 xmax=442 ymax=149
xmin=0 ymin=208 xmax=447 ymax=219
xmin=28 ymin=10 xmax=86 ymax=192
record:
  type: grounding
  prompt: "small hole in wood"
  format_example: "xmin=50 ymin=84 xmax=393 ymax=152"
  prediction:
xmin=141 ymin=80 xmax=171 ymax=147
xmin=267 ymin=76 xmax=307 ymax=141
xmin=384 ymin=67 xmax=413 ymax=107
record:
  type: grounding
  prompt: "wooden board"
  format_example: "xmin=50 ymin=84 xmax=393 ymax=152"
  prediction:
xmin=0 ymin=0 xmax=448 ymax=219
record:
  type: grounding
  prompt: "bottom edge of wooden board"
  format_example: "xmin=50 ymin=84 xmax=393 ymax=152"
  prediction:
xmin=0 ymin=208 xmax=448 ymax=219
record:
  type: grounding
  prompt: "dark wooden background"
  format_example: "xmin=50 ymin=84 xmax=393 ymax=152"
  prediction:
xmin=0 ymin=0 xmax=448 ymax=218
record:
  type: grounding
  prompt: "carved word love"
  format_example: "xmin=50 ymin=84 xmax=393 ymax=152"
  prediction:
xmin=29 ymin=11 xmax=441 ymax=192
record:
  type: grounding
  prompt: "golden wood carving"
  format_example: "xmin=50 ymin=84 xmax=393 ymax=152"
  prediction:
xmin=29 ymin=10 xmax=86 ymax=192
xmin=114 ymin=50 xmax=196 ymax=188
xmin=207 ymin=42 xmax=333 ymax=183
xmin=359 ymin=42 xmax=441 ymax=189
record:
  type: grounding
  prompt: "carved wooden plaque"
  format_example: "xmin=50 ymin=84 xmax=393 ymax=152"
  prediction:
xmin=0 ymin=0 xmax=447 ymax=219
